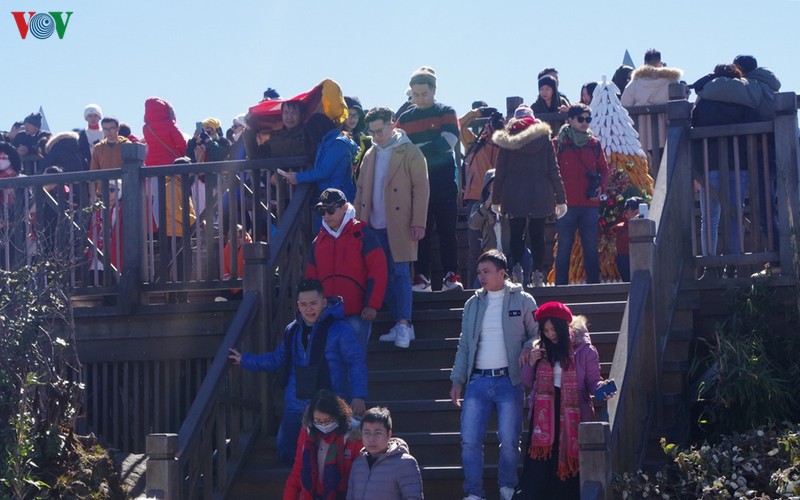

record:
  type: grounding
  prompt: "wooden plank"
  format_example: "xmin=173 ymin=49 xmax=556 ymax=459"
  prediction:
xmin=689 ymin=121 xmax=773 ymax=139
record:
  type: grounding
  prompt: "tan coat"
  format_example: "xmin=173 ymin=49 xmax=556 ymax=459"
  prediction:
xmin=90 ymin=136 xmax=131 ymax=171
xmin=621 ymin=65 xmax=683 ymax=152
xmin=355 ymin=142 xmax=429 ymax=263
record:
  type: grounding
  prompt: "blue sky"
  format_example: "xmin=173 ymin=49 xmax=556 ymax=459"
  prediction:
xmin=3 ymin=0 xmax=798 ymax=135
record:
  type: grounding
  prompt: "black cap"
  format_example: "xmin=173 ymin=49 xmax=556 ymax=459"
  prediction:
xmin=315 ymin=188 xmax=347 ymax=208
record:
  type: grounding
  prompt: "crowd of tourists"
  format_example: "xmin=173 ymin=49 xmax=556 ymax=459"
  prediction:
xmin=0 ymin=49 xmax=785 ymax=499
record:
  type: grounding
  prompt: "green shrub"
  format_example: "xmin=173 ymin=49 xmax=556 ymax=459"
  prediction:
xmin=614 ymin=423 xmax=800 ymax=498
xmin=0 ymin=263 xmax=83 ymax=498
xmin=691 ymin=279 xmax=800 ymax=438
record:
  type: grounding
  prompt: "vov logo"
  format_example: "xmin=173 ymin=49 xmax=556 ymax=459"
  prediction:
xmin=12 ymin=12 xmax=73 ymax=39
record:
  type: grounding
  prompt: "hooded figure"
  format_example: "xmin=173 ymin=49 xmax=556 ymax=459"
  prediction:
xmin=41 ymin=131 xmax=87 ymax=173
xmin=142 ymin=97 xmax=187 ymax=167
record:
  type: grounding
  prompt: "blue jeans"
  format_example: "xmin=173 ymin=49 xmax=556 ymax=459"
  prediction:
xmin=461 ymin=374 xmax=524 ymax=497
xmin=699 ymin=170 xmax=749 ymax=256
xmin=345 ymin=314 xmax=372 ymax=353
xmin=276 ymin=410 xmax=304 ymax=465
xmin=374 ymin=228 xmax=412 ymax=322
xmin=555 ymin=206 xmax=599 ymax=285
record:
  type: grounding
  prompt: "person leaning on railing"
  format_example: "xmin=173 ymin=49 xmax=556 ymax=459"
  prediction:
xmin=691 ymin=63 xmax=759 ymax=278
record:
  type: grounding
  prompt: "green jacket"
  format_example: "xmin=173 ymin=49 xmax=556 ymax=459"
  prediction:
xmin=450 ymin=282 xmax=538 ymax=387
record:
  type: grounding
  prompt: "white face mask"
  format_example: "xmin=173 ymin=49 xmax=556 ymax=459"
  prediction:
xmin=314 ymin=421 xmax=339 ymax=434
xmin=233 ymin=130 xmax=243 ymax=142
xmin=0 ymin=159 xmax=11 ymax=171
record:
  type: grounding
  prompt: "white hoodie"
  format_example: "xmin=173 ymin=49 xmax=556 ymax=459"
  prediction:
xmin=370 ymin=129 xmax=411 ymax=229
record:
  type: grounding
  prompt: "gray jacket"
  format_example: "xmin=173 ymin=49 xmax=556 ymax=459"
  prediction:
xmin=450 ymin=282 xmax=538 ymax=386
xmin=347 ymin=438 xmax=423 ymax=500
xmin=745 ymin=67 xmax=782 ymax=120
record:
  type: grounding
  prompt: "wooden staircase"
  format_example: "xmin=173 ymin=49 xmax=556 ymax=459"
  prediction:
xmin=228 ymin=282 xmax=630 ymax=499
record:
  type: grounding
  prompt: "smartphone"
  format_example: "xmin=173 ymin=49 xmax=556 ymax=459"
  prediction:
xmin=594 ymin=379 xmax=617 ymax=400
xmin=195 ymin=122 xmax=204 ymax=133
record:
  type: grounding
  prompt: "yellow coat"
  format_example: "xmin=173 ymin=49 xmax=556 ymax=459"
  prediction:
xmin=355 ymin=141 xmax=429 ymax=263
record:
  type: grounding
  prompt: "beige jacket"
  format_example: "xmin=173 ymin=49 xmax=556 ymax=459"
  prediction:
xmin=355 ymin=140 xmax=429 ymax=263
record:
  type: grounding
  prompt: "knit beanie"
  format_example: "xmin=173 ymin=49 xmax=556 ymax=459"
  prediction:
xmin=514 ymin=105 xmax=535 ymax=120
xmin=202 ymin=118 xmax=222 ymax=132
xmin=733 ymin=55 xmax=758 ymax=75
xmin=232 ymin=114 xmax=247 ymax=129
xmin=84 ymin=104 xmax=103 ymax=119
xmin=24 ymin=112 xmax=42 ymax=129
xmin=534 ymin=301 xmax=573 ymax=323
xmin=538 ymin=75 xmax=558 ymax=94
xmin=409 ymin=66 xmax=437 ymax=88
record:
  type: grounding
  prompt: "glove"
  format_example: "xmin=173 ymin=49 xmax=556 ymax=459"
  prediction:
xmin=555 ymin=204 xmax=568 ymax=219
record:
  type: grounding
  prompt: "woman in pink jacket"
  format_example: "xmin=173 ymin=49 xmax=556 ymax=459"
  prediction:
xmin=515 ymin=302 xmax=615 ymax=499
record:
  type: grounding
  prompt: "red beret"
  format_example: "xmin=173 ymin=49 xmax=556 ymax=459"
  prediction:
xmin=534 ymin=301 xmax=573 ymax=323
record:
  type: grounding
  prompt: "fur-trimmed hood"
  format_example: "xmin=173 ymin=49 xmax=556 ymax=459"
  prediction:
xmin=492 ymin=122 xmax=552 ymax=153
xmin=44 ymin=131 xmax=79 ymax=154
xmin=630 ymin=65 xmax=683 ymax=82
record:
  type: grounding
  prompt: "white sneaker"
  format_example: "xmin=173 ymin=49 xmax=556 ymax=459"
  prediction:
xmin=442 ymin=271 xmax=464 ymax=292
xmin=394 ymin=323 xmax=412 ymax=348
xmin=379 ymin=322 xmax=415 ymax=342
xmin=499 ymin=486 xmax=515 ymax=500
xmin=463 ymin=495 xmax=484 ymax=500
xmin=412 ymin=274 xmax=432 ymax=292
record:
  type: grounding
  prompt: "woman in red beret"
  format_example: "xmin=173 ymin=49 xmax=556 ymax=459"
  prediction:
xmin=514 ymin=301 xmax=615 ymax=499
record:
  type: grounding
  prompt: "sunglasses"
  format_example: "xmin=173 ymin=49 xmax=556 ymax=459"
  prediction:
xmin=316 ymin=203 xmax=343 ymax=216
xmin=575 ymin=116 xmax=592 ymax=124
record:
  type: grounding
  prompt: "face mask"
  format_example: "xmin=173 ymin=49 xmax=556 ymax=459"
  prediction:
xmin=314 ymin=421 xmax=339 ymax=434
xmin=0 ymin=159 xmax=10 ymax=171
xmin=233 ymin=130 xmax=243 ymax=142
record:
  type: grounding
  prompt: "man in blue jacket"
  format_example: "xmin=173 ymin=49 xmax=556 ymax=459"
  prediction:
xmin=228 ymin=279 xmax=367 ymax=465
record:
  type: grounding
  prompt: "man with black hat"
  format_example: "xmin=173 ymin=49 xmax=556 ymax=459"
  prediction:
xmin=306 ymin=188 xmax=388 ymax=352
xmin=12 ymin=113 xmax=51 ymax=159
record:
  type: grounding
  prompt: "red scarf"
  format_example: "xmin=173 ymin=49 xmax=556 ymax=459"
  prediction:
xmin=300 ymin=427 xmax=348 ymax=499
xmin=528 ymin=357 xmax=581 ymax=480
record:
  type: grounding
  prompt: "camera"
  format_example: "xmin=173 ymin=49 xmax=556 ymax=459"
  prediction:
xmin=586 ymin=171 xmax=602 ymax=198
xmin=479 ymin=106 xmax=498 ymax=118
xmin=489 ymin=111 xmax=505 ymax=130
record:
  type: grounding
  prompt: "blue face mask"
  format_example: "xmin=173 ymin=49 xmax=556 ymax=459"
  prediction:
xmin=314 ymin=421 xmax=339 ymax=434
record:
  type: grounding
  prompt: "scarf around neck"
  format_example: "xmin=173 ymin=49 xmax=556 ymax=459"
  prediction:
xmin=529 ymin=357 xmax=581 ymax=480
xmin=301 ymin=427 xmax=348 ymax=499
xmin=557 ymin=124 xmax=591 ymax=149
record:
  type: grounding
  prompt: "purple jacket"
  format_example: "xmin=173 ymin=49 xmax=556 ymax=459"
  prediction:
xmin=521 ymin=329 xmax=604 ymax=422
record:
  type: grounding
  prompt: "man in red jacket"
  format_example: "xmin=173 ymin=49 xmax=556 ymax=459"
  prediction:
xmin=306 ymin=188 xmax=388 ymax=351
xmin=553 ymin=104 xmax=609 ymax=285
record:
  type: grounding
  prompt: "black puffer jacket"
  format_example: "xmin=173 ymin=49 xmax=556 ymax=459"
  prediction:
xmin=491 ymin=121 xmax=566 ymax=219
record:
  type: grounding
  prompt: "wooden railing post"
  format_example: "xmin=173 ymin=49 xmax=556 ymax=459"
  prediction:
xmin=629 ymin=218 xmax=656 ymax=275
xmin=772 ymin=92 xmax=800 ymax=275
xmin=118 ymin=143 xmax=146 ymax=313
xmin=506 ymin=96 xmax=524 ymax=118
xmin=579 ymin=422 xmax=612 ymax=500
xmin=145 ymin=433 xmax=179 ymax=499
xmin=243 ymin=241 xmax=272 ymax=435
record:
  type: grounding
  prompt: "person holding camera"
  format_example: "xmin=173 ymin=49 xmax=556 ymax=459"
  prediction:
xmin=553 ymin=103 xmax=608 ymax=285
xmin=459 ymin=102 xmax=502 ymax=286
xmin=492 ymin=105 xmax=566 ymax=287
